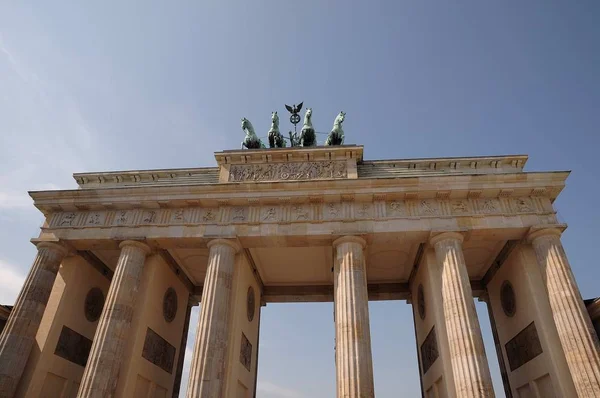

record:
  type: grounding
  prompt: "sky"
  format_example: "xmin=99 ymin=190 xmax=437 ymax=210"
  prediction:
xmin=1 ymin=1 xmax=599 ymax=397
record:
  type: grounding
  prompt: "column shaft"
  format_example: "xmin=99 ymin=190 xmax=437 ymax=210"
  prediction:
xmin=431 ymin=233 xmax=495 ymax=397
xmin=529 ymin=228 xmax=600 ymax=397
xmin=0 ymin=242 xmax=67 ymax=398
xmin=186 ymin=239 xmax=239 ymax=398
xmin=333 ymin=236 xmax=375 ymax=398
xmin=78 ymin=240 xmax=150 ymax=398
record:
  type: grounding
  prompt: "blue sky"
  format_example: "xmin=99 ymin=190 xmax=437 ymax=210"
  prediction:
xmin=1 ymin=2 xmax=599 ymax=397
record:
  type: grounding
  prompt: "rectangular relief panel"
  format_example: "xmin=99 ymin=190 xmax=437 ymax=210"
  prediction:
xmin=504 ymin=321 xmax=543 ymax=371
xmin=240 ymin=332 xmax=252 ymax=371
xmin=54 ymin=325 xmax=93 ymax=367
xmin=420 ymin=326 xmax=439 ymax=375
xmin=142 ymin=328 xmax=176 ymax=374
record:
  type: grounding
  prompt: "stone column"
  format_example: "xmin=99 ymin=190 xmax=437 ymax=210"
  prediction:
xmin=430 ymin=232 xmax=495 ymax=398
xmin=333 ymin=236 xmax=375 ymax=398
xmin=528 ymin=227 xmax=600 ymax=397
xmin=0 ymin=242 xmax=68 ymax=398
xmin=187 ymin=239 xmax=240 ymax=398
xmin=78 ymin=240 xmax=151 ymax=398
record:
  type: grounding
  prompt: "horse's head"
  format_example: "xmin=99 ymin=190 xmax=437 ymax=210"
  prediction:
xmin=337 ymin=111 xmax=346 ymax=123
xmin=306 ymin=108 xmax=312 ymax=118
xmin=271 ymin=111 xmax=279 ymax=125
xmin=241 ymin=117 xmax=252 ymax=135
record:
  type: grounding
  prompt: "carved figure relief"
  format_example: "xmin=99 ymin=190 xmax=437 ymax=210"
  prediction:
xmin=232 ymin=207 xmax=246 ymax=221
xmin=50 ymin=195 xmax=547 ymax=231
xmin=247 ymin=286 xmax=256 ymax=322
xmin=142 ymin=210 xmax=156 ymax=223
xmin=163 ymin=287 xmax=178 ymax=323
xmin=203 ymin=209 xmax=216 ymax=222
xmin=172 ymin=209 xmax=185 ymax=222
xmin=87 ymin=213 xmax=102 ymax=225
xmin=419 ymin=200 xmax=438 ymax=215
xmin=417 ymin=284 xmax=426 ymax=320
xmin=240 ymin=333 xmax=252 ymax=371
xmin=228 ymin=161 xmax=347 ymax=182
xmin=293 ymin=205 xmax=309 ymax=220
xmin=262 ymin=207 xmax=277 ymax=221
xmin=480 ymin=199 xmax=498 ymax=213
xmin=514 ymin=198 xmax=533 ymax=212
xmin=420 ymin=326 xmax=439 ymax=374
xmin=451 ymin=201 xmax=468 ymax=213
xmin=84 ymin=287 xmax=105 ymax=322
xmin=387 ymin=201 xmax=406 ymax=216
xmin=356 ymin=203 xmax=372 ymax=218
xmin=500 ymin=280 xmax=516 ymax=317
xmin=505 ymin=322 xmax=543 ymax=371
xmin=116 ymin=211 xmax=129 ymax=225
xmin=61 ymin=212 xmax=77 ymax=226
xmin=327 ymin=203 xmax=341 ymax=218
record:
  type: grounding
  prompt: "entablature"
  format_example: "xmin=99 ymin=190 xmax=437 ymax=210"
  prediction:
xmin=32 ymin=170 xmax=567 ymax=214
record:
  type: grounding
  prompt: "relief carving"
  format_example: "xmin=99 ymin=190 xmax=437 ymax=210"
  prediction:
xmin=163 ymin=287 xmax=178 ymax=323
xmin=84 ymin=287 xmax=104 ymax=322
xmin=327 ymin=203 xmax=341 ymax=218
xmin=142 ymin=210 xmax=157 ymax=223
xmin=87 ymin=213 xmax=102 ymax=225
xmin=172 ymin=209 xmax=186 ymax=222
xmin=387 ymin=201 xmax=406 ymax=216
xmin=202 ymin=209 xmax=217 ymax=222
xmin=262 ymin=207 xmax=278 ymax=222
xmin=505 ymin=322 xmax=543 ymax=371
xmin=61 ymin=213 xmax=77 ymax=226
xmin=142 ymin=328 xmax=176 ymax=374
xmin=292 ymin=205 xmax=309 ymax=220
xmin=514 ymin=198 xmax=533 ymax=212
xmin=419 ymin=200 xmax=439 ymax=215
xmin=232 ymin=207 xmax=246 ymax=221
xmin=54 ymin=326 xmax=93 ymax=367
xmin=480 ymin=199 xmax=498 ymax=214
xmin=116 ymin=211 xmax=129 ymax=225
xmin=451 ymin=201 xmax=468 ymax=213
xmin=240 ymin=333 xmax=252 ymax=371
xmin=228 ymin=161 xmax=347 ymax=182
xmin=420 ymin=326 xmax=439 ymax=374
xmin=356 ymin=203 xmax=372 ymax=218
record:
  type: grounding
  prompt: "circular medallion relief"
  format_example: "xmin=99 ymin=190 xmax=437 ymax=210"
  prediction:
xmin=247 ymin=286 xmax=256 ymax=322
xmin=84 ymin=287 xmax=105 ymax=322
xmin=163 ymin=287 xmax=178 ymax=323
xmin=500 ymin=281 xmax=516 ymax=317
xmin=417 ymin=284 xmax=426 ymax=320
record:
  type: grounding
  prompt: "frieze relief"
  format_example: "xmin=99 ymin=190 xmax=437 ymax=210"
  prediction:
xmin=48 ymin=196 xmax=550 ymax=229
xmin=228 ymin=161 xmax=347 ymax=182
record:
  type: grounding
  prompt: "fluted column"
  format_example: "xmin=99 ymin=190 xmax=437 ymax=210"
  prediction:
xmin=78 ymin=240 xmax=151 ymax=398
xmin=430 ymin=232 xmax=495 ymax=398
xmin=333 ymin=236 xmax=374 ymax=398
xmin=528 ymin=228 xmax=600 ymax=397
xmin=187 ymin=239 xmax=240 ymax=398
xmin=0 ymin=242 xmax=68 ymax=398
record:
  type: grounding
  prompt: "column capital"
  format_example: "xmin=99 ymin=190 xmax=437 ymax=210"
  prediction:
xmin=429 ymin=231 xmax=464 ymax=246
xmin=526 ymin=226 xmax=564 ymax=243
xmin=207 ymin=238 xmax=241 ymax=253
xmin=35 ymin=241 xmax=69 ymax=256
xmin=119 ymin=240 xmax=151 ymax=254
xmin=333 ymin=235 xmax=367 ymax=249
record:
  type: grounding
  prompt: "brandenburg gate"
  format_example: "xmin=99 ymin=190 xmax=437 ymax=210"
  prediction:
xmin=1 ymin=145 xmax=600 ymax=397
